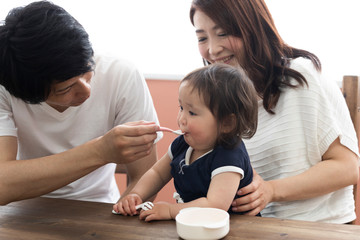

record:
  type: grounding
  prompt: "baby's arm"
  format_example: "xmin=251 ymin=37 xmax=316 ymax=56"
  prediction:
xmin=113 ymin=153 xmax=173 ymax=215
xmin=139 ymin=171 xmax=241 ymax=221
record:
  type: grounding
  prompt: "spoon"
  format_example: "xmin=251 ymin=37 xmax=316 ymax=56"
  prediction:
xmin=111 ymin=201 xmax=154 ymax=215
xmin=159 ymin=126 xmax=184 ymax=135
xmin=135 ymin=201 xmax=154 ymax=211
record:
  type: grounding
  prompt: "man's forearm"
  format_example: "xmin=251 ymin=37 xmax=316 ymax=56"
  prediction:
xmin=0 ymin=138 xmax=104 ymax=205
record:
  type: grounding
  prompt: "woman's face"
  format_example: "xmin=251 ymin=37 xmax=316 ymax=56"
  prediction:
xmin=45 ymin=71 xmax=93 ymax=112
xmin=193 ymin=10 xmax=244 ymax=68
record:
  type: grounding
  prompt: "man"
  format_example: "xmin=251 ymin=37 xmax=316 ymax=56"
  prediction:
xmin=0 ymin=1 xmax=161 ymax=205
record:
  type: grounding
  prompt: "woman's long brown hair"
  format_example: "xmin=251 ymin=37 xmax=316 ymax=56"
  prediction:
xmin=190 ymin=0 xmax=321 ymax=114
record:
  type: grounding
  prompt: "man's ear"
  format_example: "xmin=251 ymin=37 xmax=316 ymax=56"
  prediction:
xmin=221 ymin=114 xmax=236 ymax=133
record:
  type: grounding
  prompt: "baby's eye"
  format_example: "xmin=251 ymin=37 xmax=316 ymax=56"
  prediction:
xmin=189 ymin=111 xmax=196 ymax=116
xmin=179 ymin=105 xmax=183 ymax=111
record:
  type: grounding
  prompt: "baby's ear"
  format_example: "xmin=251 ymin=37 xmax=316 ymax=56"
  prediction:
xmin=220 ymin=114 xmax=236 ymax=133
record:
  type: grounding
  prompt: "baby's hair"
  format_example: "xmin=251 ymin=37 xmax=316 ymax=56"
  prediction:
xmin=181 ymin=63 xmax=258 ymax=149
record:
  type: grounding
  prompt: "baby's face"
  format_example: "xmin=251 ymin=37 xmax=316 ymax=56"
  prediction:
xmin=177 ymin=81 xmax=218 ymax=154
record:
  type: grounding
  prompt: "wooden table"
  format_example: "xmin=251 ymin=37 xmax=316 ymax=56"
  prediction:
xmin=1 ymin=197 xmax=360 ymax=239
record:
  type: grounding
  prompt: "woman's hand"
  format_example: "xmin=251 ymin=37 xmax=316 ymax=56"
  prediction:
xmin=113 ymin=193 xmax=143 ymax=216
xmin=139 ymin=202 xmax=172 ymax=222
xmin=95 ymin=121 xmax=160 ymax=164
xmin=231 ymin=170 xmax=273 ymax=215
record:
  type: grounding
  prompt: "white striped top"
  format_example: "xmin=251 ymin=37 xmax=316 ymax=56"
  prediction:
xmin=243 ymin=57 xmax=359 ymax=223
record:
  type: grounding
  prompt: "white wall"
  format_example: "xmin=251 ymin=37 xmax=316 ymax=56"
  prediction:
xmin=1 ymin=0 xmax=359 ymax=82
xmin=266 ymin=0 xmax=360 ymax=85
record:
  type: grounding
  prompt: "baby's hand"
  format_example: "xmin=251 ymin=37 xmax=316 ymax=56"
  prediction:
xmin=113 ymin=193 xmax=142 ymax=216
xmin=139 ymin=202 xmax=172 ymax=221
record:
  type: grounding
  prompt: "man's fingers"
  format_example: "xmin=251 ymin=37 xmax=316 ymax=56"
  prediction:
xmin=125 ymin=121 xmax=156 ymax=126
xmin=117 ymin=123 xmax=160 ymax=137
xmin=121 ymin=142 xmax=154 ymax=156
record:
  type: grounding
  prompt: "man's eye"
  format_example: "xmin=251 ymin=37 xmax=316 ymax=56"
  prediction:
xmin=55 ymin=87 xmax=71 ymax=95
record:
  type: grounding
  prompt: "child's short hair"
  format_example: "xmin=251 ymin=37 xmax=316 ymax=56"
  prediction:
xmin=181 ymin=63 xmax=258 ymax=148
xmin=0 ymin=1 xmax=94 ymax=103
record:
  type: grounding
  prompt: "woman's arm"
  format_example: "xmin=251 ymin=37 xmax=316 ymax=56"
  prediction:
xmin=0 ymin=122 xmax=159 ymax=205
xmin=139 ymin=172 xmax=241 ymax=221
xmin=232 ymin=137 xmax=359 ymax=215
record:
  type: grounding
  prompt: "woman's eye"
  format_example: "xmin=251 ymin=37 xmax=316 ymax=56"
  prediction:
xmin=179 ymin=105 xmax=183 ymax=111
xmin=189 ymin=111 xmax=196 ymax=116
xmin=218 ymin=32 xmax=227 ymax=37
xmin=198 ymin=37 xmax=207 ymax=43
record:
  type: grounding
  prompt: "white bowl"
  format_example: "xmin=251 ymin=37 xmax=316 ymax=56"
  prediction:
xmin=175 ymin=207 xmax=230 ymax=240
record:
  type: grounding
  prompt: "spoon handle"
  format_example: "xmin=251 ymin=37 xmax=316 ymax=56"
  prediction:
xmin=159 ymin=127 xmax=184 ymax=135
xmin=159 ymin=126 xmax=175 ymax=133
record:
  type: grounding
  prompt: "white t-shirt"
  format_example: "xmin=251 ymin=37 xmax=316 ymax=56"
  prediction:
xmin=243 ymin=57 xmax=359 ymax=223
xmin=0 ymin=54 xmax=161 ymax=203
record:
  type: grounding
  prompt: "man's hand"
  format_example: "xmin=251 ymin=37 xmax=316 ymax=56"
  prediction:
xmin=95 ymin=121 xmax=160 ymax=164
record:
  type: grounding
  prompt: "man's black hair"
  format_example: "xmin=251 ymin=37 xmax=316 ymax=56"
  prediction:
xmin=0 ymin=1 xmax=94 ymax=103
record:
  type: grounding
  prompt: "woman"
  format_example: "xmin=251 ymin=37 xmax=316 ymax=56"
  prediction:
xmin=189 ymin=0 xmax=359 ymax=223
